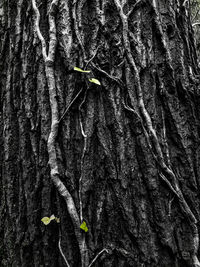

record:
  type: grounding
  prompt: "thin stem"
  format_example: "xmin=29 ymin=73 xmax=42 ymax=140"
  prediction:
xmin=79 ymin=89 xmax=88 ymax=222
xmin=88 ymin=248 xmax=109 ymax=267
xmin=58 ymin=228 xmax=71 ymax=267
xmin=192 ymin=22 xmax=200 ymax=27
xmin=85 ymin=45 xmax=101 ymax=70
xmin=59 ymin=87 xmax=84 ymax=123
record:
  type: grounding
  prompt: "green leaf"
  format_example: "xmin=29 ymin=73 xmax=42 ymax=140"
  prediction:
xmin=74 ymin=67 xmax=91 ymax=73
xmin=41 ymin=215 xmax=58 ymax=225
xmin=41 ymin=217 xmax=51 ymax=225
xmin=89 ymin=78 xmax=101 ymax=85
xmin=80 ymin=221 xmax=88 ymax=232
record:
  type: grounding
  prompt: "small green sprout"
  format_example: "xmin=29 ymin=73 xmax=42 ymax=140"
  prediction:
xmin=41 ymin=214 xmax=60 ymax=225
xmin=80 ymin=221 xmax=88 ymax=232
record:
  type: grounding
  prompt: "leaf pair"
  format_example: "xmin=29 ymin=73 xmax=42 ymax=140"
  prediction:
xmin=80 ymin=221 xmax=88 ymax=232
xmin=41 ymin=215 xmax=60 ymax=225
xmin=74 ymin=67 xmax=101 ymax=86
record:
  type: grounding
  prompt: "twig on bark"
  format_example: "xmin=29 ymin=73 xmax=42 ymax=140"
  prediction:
xmin=58 ymin=229 xmax=71 ymax=267
xmin=78 ymin=86 xmax=90 ymax=267
xmin=192 ymin=22 xmax=200 ymax=27
xmin=159 ymin=173 xmax=179 ymax=197
xmin=59 ymin=87 xmax=84 ymax=123
xmin=126 ymin=0 xmax=142 ymax=18
xmin=85 ymin=45 xmax=101 ymax=69
xmin=91 ymin=63 xmax=125 ymax=87
xmin=78 ymin=88 xmax=88 ymax=222
xmin=88 ymin=248 xmax=109 ymax=267
xmin=183 ymin=0 xmax=189 ymax=6
xmin=192 ymin=8 xmax=200 ymax=23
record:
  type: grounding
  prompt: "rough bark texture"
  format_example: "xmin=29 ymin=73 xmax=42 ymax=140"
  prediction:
xmin=191 ymin=0 xmax=200 ymax=62
xmin=1 ymin=0 xmax=200 ymax=266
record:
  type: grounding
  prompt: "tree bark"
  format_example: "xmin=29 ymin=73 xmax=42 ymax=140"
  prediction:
xmin=1 ymin=0 xmax=200 ymax=266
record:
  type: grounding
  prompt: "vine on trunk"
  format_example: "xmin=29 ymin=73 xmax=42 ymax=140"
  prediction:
xmin=32 ymin=0 xmax=108 ymax=266
xmin=31 ymin=0 xmax=200 ymax=266
xmin=113 ymin=0 xmax=200 ymax=266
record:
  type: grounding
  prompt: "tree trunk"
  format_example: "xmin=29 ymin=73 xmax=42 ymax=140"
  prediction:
xmin=1 ymin=0 xmax=200 ymax=266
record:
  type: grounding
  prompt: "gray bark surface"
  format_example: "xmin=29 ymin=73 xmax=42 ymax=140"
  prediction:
xmin=1 ymin=0 xmax=200 ymax=266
